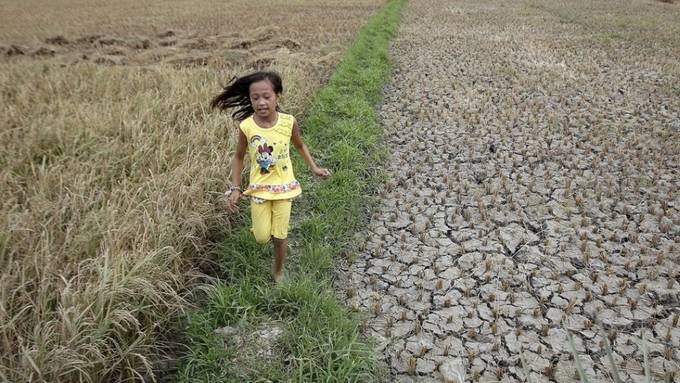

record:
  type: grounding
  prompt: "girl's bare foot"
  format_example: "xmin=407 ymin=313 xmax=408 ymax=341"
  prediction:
xmin=273 ymin=270 xmax=283 ymax=284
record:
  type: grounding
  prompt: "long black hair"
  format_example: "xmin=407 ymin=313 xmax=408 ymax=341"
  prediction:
xmin=210 ymin=71 xmax=283 ymax=121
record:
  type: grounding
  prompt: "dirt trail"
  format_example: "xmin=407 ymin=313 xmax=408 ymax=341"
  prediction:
xmin=341 ymin=0 xmax=680 ymax=382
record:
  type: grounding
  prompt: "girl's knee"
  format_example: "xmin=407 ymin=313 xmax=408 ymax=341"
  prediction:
xmin=253 ymin=229 xmax=271 ymax=244
xmin=251 ymin=200 xmax=272 ymax=244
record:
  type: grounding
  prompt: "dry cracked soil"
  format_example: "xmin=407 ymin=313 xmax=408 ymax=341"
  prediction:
xmin=339 ymin=0 xmax=680 ymax=382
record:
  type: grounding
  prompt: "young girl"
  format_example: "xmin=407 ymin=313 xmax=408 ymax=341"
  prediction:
xmin=212 ymin=71 xmax=331 ymax=283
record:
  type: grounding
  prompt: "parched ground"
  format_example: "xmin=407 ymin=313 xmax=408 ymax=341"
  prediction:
xmin=341 ymin=0 xmax=680 ymax=382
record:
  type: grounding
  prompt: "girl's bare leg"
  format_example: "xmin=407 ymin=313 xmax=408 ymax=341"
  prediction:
xmin=272 ymin=237 xmax=288 ymax=283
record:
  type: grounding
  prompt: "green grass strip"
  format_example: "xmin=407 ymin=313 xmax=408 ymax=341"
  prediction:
xmin=178 ymin=1 xmax=405 ymax=382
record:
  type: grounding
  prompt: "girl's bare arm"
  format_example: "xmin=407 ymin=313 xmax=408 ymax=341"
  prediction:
xmin=227 ymin=130 xmax=248 ymax=213
xmin=291 ymin=119 xmax=330 ymax=177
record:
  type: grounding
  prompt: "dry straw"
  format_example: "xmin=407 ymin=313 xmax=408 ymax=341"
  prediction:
xmin=0 ymin=0 xmax=381 ymax=380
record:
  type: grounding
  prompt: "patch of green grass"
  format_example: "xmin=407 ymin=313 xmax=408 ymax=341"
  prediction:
xmin=605 ymin=31 xmax=625 ymax=40
xmin=178 ymin=1 xmax=405 ymax=381
xmin=670 ymin=85 xmax=680 ymax=97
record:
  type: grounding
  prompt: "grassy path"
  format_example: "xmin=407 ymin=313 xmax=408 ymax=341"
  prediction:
xmin=178 ymin=1 xmax=405 ymax=381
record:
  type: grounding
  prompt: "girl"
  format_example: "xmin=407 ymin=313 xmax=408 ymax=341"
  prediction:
xmin=212 ymin=71 xmax=331 ymax=283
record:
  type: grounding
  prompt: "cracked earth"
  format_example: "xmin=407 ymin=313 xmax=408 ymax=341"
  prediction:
xmin=339 ymin=0 xmax=680 ymax=382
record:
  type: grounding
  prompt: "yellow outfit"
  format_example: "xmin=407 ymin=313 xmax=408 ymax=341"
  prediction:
xmin=239 ymin=112 xmax=301 ymax=241
xmin=250 ymin=199 xmax=292 ymax=243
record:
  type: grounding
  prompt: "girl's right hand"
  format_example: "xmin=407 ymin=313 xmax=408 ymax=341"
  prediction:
xmin=226 ymin=190 xmax=241 ymax=213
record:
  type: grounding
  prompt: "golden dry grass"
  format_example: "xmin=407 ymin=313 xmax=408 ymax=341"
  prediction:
xmin=0 ymin=1 xmax=382 ymax=381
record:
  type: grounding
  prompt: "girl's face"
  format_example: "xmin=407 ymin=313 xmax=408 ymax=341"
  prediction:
xmin=249 ymin=80 xmax=279 ymax=119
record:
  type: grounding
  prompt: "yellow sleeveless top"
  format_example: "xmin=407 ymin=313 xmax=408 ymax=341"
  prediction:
xmin=239 ymin=112 xmax=302 ymax=200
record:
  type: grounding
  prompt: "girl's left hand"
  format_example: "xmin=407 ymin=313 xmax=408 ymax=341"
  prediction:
xmin=313 ymin=166 xmax=331 ymax=178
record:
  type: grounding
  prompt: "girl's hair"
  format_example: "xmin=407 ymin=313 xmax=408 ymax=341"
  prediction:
xmin=210 ymin=71 xmax=283 ymax=121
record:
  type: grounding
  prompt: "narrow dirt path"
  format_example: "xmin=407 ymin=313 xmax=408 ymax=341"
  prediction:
xmin=341 ymin=0 xmax=680 ymax=382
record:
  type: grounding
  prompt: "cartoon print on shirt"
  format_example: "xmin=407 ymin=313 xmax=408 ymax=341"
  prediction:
xmin=250 ymin=135 xmax=276 ymax=174
xmin=257 ymin=143 xmax=276 ymax=174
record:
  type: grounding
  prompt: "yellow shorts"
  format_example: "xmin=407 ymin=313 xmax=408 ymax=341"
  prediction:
xmin=250 ymin=199 xmax=292 ymax=243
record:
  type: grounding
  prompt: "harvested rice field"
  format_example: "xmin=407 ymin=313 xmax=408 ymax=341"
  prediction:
xmin=0 ymin=1 xmax=381 ymax=381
